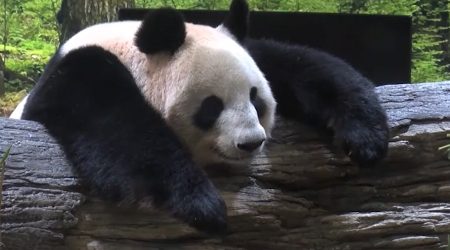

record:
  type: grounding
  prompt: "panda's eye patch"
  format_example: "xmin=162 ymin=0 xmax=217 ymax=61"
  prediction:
xmin=250 ymin=87 xmax=266 ymax=118
xmin=193 ymin=95 xmax=224 ymax=130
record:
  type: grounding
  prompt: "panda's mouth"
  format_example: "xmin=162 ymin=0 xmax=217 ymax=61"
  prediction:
xmin=211 ymin=147 xmax=251 ymax=162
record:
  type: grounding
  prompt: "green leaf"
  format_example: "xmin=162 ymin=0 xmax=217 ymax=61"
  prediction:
xmin=0 ymin=146 xmax=12 ymax=166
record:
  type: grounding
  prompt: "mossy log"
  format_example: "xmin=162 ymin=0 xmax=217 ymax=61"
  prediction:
xmin=1 ymin=82 xmax=450 ymax=250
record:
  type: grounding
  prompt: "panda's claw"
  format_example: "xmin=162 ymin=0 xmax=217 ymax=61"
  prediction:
xmin=336 ymin=123 xmax=389 ymax=167
xmin=177 ymin=187 xmax=228 ymax=235
xmin=166 ymin=176 xmax=228 ymax=235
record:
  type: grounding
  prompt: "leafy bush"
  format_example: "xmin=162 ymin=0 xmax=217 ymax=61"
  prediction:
xmin=0 ymin=0 xmax=59 ymax=116
xmin=5 ymin=43 xmax=54 ymax=79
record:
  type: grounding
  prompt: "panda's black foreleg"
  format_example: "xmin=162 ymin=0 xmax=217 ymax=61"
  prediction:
xmin=22 ymin=46 xmax=227 ymax=234
xmin=246 ymin=39 xmax=389 ymax=167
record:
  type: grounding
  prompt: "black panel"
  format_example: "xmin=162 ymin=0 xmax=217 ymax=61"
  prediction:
xmin=119 ymin=9 xmax=412 ymax=85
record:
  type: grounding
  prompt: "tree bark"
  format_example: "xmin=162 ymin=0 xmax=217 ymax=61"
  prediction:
xmin=1 ymin=82 xmax=450 ymax=250
xmin=58 ymin=0 xmax=135 ymax=43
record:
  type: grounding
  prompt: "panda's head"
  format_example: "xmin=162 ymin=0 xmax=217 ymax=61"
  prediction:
xmin=135 ymin=0 xmax=276 ymax=166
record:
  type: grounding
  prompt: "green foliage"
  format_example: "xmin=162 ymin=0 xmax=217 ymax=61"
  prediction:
xmin=0 ymin=145 xmax=10 ymax=166
xmin=5 ymin=42 xmax=55 ymax=79
xmin=1 ymin=0 xmax=60 ymax=46
xmin=1 ymin=0 xmax=60 ymax=66
xmin=0 ymin=0 xmax=59 ymax=116
xmin=412 ymin=33 xmax=448 ymax=82
xmin=247 ymin=0 xmax=340 ymax=12
xmin=359 ymin=0 xmax=418 ymax=15
xmin=135 ymin=0 xmax=229 ymax=9
xmin=410 ymin=0 xmax=450 ymax=82
xmin=337 ymin=0 xmax=419 ymax=15
xmin=134 ymin=0 xmax=341 ymax=11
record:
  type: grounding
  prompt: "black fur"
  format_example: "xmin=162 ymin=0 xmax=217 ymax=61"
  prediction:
xmin=22 ymin=46 xmax=227 ymax=234
xmin=245 ymin=39 xmax=389 ymax=167
xmin=135 ymin=8 xmax=186 ymax=54
xmin=222 ymin=0 xmax=249 ymax=42
xmin=250 ymin=87 xmax=257 ymax=100
xmin=193 ymin=95 xmax=224 ymax=130
xmin=250 ymin=87 xmax=266 ymax=119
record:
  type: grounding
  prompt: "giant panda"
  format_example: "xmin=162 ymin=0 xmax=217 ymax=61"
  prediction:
xmin=9 ymin=0 xmax=389 ymax=234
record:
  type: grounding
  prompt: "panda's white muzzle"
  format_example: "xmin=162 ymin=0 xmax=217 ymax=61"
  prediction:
xmin=213 ymin=105 xmax=266 ymax=162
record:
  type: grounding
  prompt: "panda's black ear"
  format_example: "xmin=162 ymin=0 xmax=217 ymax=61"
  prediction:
xmin=135 ymin=8 xmax=186 ymax=55
xmin=220 ymin=0 xmax=249 ymax=43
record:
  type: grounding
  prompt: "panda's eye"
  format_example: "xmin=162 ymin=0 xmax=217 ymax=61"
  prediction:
xmin=250 ymin=87 xmax=266 ymax=119
xmin=193 ymin=95 xmax=224 ymax=130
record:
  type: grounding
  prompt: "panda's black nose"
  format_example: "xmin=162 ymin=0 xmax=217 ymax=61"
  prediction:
xmin=237 ymin=139 xmax=265 ymax=152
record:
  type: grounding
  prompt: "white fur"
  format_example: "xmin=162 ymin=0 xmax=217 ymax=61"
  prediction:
xmin=11 ymin=20 xmax=277 ymax=166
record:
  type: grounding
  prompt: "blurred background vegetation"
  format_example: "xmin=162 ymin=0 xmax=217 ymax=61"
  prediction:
xmin=0 ymin=0 xmax=449 ymax=116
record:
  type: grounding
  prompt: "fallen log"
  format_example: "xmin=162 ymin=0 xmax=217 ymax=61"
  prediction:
xmin=1 ymin=82 xmax=450 ymax=250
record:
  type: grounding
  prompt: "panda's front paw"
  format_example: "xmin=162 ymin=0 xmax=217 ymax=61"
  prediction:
xmin=336 ymin=122 xmax=389 ymax=167
xmin=168 ymin=178 xmax=227 ymax=235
